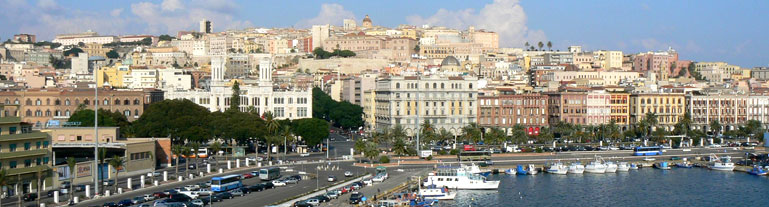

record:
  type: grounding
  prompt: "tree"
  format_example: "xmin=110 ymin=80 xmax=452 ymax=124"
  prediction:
xmin=436 ymin=128 xmax=453 ymax=145
xmin=364 ymin=141 xmax=380 ymax=163
xmin=484 ymin=127 xmax=506 ymax=145
xmin=66 ymin=157 xmax=76 ymax=201
xmin=132 ymin=99 xmax=211 ymax=143
xmin=414 ymin=45 xmax=420 ymax=53
xmin=264 ymin=135 xmax=283 ymax=163
xmin=108 ymin=156 xmax=125 ymax=193
xmin=547 ymin=41 xmax=552 ymax=51
xmin=392 ymin=137 xmax=408 ymax=156
xmin=744 ymin=120 xmax=764 ymax=141
xmin=420 ymin=120 xmax=436 ymax=147
xmin=524 ymin=42 xmax=530 ymax=50
xmin=530 ymin=46 xmax=535 ymax=51
xmin=674 ymin=112 xmax=693 ymax=136
xmin=292 ymin=118 xmax=329 ymax=146
xmin=159 ymin=34 xmax=174 ymax=41
xmin=189 ymin=142 xmax=201 ymax=175
xmin=312 ymin=88 xmax=363 ymax=129
xmin=106 ymin=50 xmax=119 ymax=59
xmin=0 ymin=169 xmax=6 ymax=207
xmin=390 ymin=125 xmax=406 ymax=146
xmin=710 ymin=120 xmax=722 ymax=137
xmin=536 ymin=127 xmax=554 ymax=144
xmin=264 ymin=111 xmax=280 ymax=136
xmin=210 ymin=141 xmax=222 ymax=170
xmin=312 ymin=47 xmax=332 ymax=59
xmin=140 ymin=37 xmax=152 ymax=46
xmin=461 ymin=123 xmax=481 ymax=143
xmin=537 ymin=41 xmax=544 ymax=51
xmin=642 ymin=113 xmax=659 ymax=138
xmin=230 ymin=80 xmax=241 ymax=112
xmin=354 ymin=140 xmax=366 ymax=161
xmin=63 ymin=47 xmax=84 ymax=57
xmin=510 ymin=124 xmax=528 ymax=144
xmin=171 ymin=145 xmax=183 ymax=177
xmin=281 ymin=126 xmax=295 ymax=158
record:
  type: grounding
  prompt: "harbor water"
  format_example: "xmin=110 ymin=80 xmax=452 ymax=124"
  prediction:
xmin=441 ymin=167 xmax=769 ymax=206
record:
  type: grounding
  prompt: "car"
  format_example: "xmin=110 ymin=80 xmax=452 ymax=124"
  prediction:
xmin=216 ymin=192 xmax=233 ymax=199
xmin=242 ymin=173 xmax=254 ymax=179
xmin=239 ymin=186 xmax=251 ymax=194
xmin=351 ymin=182 xmax=363 ymax=189
xmin=344 ymin=171 xmax=353 ymax=177
xmin=670 ymin=156 xmax=682 ymax=161
xmin=178 ymin=191 xmax=200 ymax=199
xmin=250 ymin=171 xmax=260 ymax=176
xmin=61 ymin=181 xmax=71 ymax=189
xmin=230 ymin=189 xmax=245 ymax=197
xmin=143 ymin=194 xmax=156 ymax=201
xmin=189 ymin=199 xmax=205 ymax=207
xmin=325 ymin=191 xmax=339 ymax=199
xmin=643 ymin=157 xmax=656 ymax=162
xmin=22 ymin=193 xmax=37 ymax=201
xmin=707 ymin=144 xmax=722 ymax=148
xmin=305 ymin=198 xmax=320 ymax=206
xmin=300 ymin=153 xmax=310 ymax=157
xmin=293 ymin=201 xmax=313 ymax=207
xmin=102 ymin=202 xmax=118 ymax=207
xmin=184 ymin=185 xmax=200 ymax=191
xmin=272 ymin=180 xmax=286 ymax=187
xmin=327 ymin=175 xmax=336 ymax=182
xmin=362 ymin=179 xmax=373 ymax=185
xmin=203 ymin=195 xmax=222 ymax=203
xmin=290 ymin=175 xmax=303 ymax=181
xmin=103 ymin=180 xmax=115 ymax=186
xmin=168 ymin=193 xmax=193 ymax=203
xmin=132 ymin=196 xmax=147 ymax=204
xmin=262 ymin=182 xmax=275 ymax=189
xmin=47 ymin=190 xmax=56 ymax=197
xmin=349 ymin=192 xmax=364 ymax=204
xmin=75 ymin=184 xmax=87 ymax=192
xmin=195 ymin=188 xmax=213 ymax=196
xmin=153 ymin=192 xmax=170 ymax=198
xmin=188 ymin=164 xmax=197 ymax=169
xmin=313 ymin=195 xmax=331 ymax=203
xmin=341 ymin=186 xmax=351 ymax=193
xmin=117 ymin=199 xmax=133 ymax=207
xmin=248 ymin=184 xmax=265 ymax=192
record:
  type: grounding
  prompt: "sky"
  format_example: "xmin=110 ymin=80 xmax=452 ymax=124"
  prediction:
xmin=1 ymin=0 xmax=767 ymax=67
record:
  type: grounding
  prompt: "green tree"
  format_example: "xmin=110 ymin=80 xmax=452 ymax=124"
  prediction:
xmin=264 ymin=111 xmax=280 ymax=135
xmin=209 ymin=141 xmax=222 ymax=170
xmin=436 ymin=128 xmax=453 ymax=145
xmin=108 ymin=156 xmax=125 ymax=193
xmin=158 ymin=34 xmax=174 ymax=41
xmin=189 ymin=142 xmax=200 ymax=175
xmin=484 ymin=127 xmax=506 ymax=145
xmin=106 ymin=50 xmax=119 ymax=59
xmin=461 ymin=123 xmax=481 ymax=144
xmin=536 ymin=127 xmax=555 ymax=144
xmin=292 ymin=118 xmax=329 ymax=146
xmin=171 ymin=145 xmax=183 ymax=176
xmin=744 ymin=120 xmax=764 ymax=141
xmin=363 ymin=141 xmax=380 ymax=163
xmin=230 ymin=81 xmax=241 ymax=111
xmin=641 ymin=113 xmax=659 ymax=138
xmin=420 ymin=120 xmax=436 ymax=147
xmin=66 ymin=157 xmax=76 ymax=201
xmin=390 ymin=124 xmax=407 ymax=146
xmin=63 ymin=47 xmax=84 ymax=57
xmin=354 ymin=140 xmax=366 ymax=161
xmin=413 ymin=45 xmax=420 ymax=53
xmin=537 ymin=41 xmax=544 ymax=51
xmin=510 ymin=124 xmax=528 ymax=144
xmin=710 ymin=120 xmax=722 ymax=137
xmin=524 ymin=42 xmax=530 ymax=50
xmin=264 ymin=135 xmax=283 ymax=163
xmin=547 ymin=41 xmax=552 ymax=51
xmin=132 ymin=99 xmax=211 ymax=143
xmin=67 ymin=108 xmax=117 ymax=127
xmin=281 ymin=126 xmax=295 ymax=157
xmin=392 ymin=137 xmax=408 ymax=156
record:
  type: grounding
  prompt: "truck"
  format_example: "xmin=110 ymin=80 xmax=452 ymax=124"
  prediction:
xmin=463 ymin=145 xmax=476 ymax=151
xmin=419 ymin=150 xmax=433 ymax=158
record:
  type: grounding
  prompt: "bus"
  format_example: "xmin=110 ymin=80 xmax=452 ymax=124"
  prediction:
xmin=458 ymin=151 xmax=492 ymax=161
xmin=211 ymin=174 xmax=242 ymax=192
xmin=259 ymin=167 xmax=280 ymax=181
xmin=180 ymin=147 xmax=208 ymax=158
xmin=633 ymin=146 xmax=662 ymax=156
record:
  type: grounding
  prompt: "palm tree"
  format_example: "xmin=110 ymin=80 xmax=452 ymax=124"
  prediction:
xmin=389 ymin=124 xmax=406 ymax=146
xmin=420 ymin=120 xmax=435 ymax=147
xmin=547 ymin=41 xmax=552 ymax=51
xmin=264 ymin=135 xmax=283 ymax=163
xmin=66 ymin=157 xmax=76 ymax=201
xmin=436 ymin=129 xmax=453 ymax=145
xmin=537 ymin=41 xmax=544 ymax=51
xmin=392 ymin=137 xmax=408 ymax=156
xmin=524 ymin=42 xmax=530 ymax=50
xmin=511 ymin=124 xmax=527 ymax=144
xmin=710 ymin=120 xmax=722 ymax=138
xmin=281 ymin=126 xmax=295 ymax=159
xmin=108 ymin=156 xmax=125 ymax=193
xmin=171 ymin=145 xmax=183 ymax=177
xmin=0 ymin=169 xmax=7 ymax=207
xmin=189 ymin=142 xmax=200 ymax=175
xmin=210 ymin=141 xmax=222 ymax=170
xmin=264 ymin=111 xmax=280 ymax=135
xmin=461 ymin=123 xmax=481 ymax=144
xmin=181 ymin=147 xmax=193 ymax=174
xmin=36 ymin=169 xmax=44 ymax=207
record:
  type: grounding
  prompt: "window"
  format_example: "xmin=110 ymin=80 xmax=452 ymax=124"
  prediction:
xmin=43 ymin=141 xmax=49 ymax=148
xmin=9 ymin=161 xmax=16 ymax=169
xmin=55 ymin=99 xmax=61 ymax=105
xmin=124 ymin=100 xmax=130 ymax=105
xmin=298 ymin=107 xmax=307 ymax=117
xmin=43 ymin=157 xmax=49 ymax=164
xmin=10 ymin=143 xmax=17 ymax=152
xmin=396 ymin=83 xmax=400 ymax=88
xmin=36 ymin=141 xmax=41 ymax=149
xmin=65 ymin=110 xmax=71 ymax=116
xmin=135 ymin=109 xmax=139 ymax=116
xmin=104 ymin=99 xmax=109 ymax=105
xmin=65 ymin=99 xmax=71 ymax=105
xmin=134 ymin=99 xmax=140 ymax=105
xmin=24 ymin=159 xmax=31 ymax=167
xmin=84 ymin=99 xmax=90 ymax=105
xmin=24 ymin=142 xmax=30 ymax=150
xmin=35 ymin=99 xmax=41 ymax=105
xmin=36 ymin=158 xmax=41 ymax=165
xmin=115 ymin=99 xmax=121 ymax=105
xmin=124 ymin=110 xmax=130 ymax=117
xmin=77 ymin=136 xmax=82 ymax=141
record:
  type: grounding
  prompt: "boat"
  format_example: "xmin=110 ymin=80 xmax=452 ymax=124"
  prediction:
xmin=527 ymin=164 xmax=539 ymax=175
xmin=748 ymin=166 xmax=768 ymax=176
xmin=585 ymin=156 xmax=607 ymax=174
xmin=708 ymin=154 xmax=735 ymax=171
xmin=568 ymin=162 xmax=585 ymax=174
xmin=424 ymin=166 xmax=501 ymax=190
xmin=419 ymin=185 xmax=457 ymax=200
xmin=629 ymin=163 xmax=639 ymax=170
xmin=463 ymin=163 xmax=492 ymax=176
xmin=546 ymin=162 xmax=569 ymax=175
xmin=617 ymin=162 xmax=630 ymax=172
xmin=516 ymin=165 xmax=530 ymax=175
xmin=653 ymin=162 xmax=671 ymax=170
xmin=605 ymin=161 xmax=618 ymax=173
xmin=504 ymin=168 xmax=517 ymax=175
xmin=676 ymin=161 xmax=693 ymax=168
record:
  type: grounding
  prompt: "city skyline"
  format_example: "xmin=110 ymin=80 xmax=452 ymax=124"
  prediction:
xmin=0 ymin=0 xmax=767 ymax=67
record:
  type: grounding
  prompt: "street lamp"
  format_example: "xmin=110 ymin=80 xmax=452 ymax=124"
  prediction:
xmin=93 ymin=72 xmax=100 ymax=196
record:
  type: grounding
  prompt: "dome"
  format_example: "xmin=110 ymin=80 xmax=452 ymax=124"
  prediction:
xmin=441 ymin=56 xmax=461 ymax=66
xmin=363 ymin=15 xmax=372 ymax=23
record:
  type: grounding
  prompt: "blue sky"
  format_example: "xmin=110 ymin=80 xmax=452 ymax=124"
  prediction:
xmin=1 ymin=0 xmax=767 ymax=67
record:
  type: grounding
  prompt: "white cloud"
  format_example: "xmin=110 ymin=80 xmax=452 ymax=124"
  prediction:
xmin=406 ymin=0 xmax=546 ymax=48
xmin=36 ymin=0 xmax=57 ymax=10
xmin=295 ymin=3 xmax=355 ymax=28
xmin=131 ymin=0 xmax=252 ymax=34
xmin=161 ymin=0 xmax=184 ymax=12
xmin=110 ymin=8 xmax=123 ymax=17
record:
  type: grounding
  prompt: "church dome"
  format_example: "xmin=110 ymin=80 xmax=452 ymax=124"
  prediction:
xmin=363 ymin=15 xmax=372 ymax=23
xmin=441 ymin=56 xmax=461 ymax=66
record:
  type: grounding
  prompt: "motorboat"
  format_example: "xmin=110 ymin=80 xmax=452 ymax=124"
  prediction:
xmin=463 ymin=163 xmax=492 ymax=176
xmin=424 ymin=166 xmax=501 ymax=189
xmin=653 ymin=162 xmax=671 ymax=170
xmin=419 ymin=185 xmax=457 ymax=200
xmin=629 ymin=163 xmax=639 ymax=170
xmin=616 ymin=162 xmax=630 ymax=172
xmin=504 ymin=168 xmax=516 ymax=175
xmin=546 ymin=162 xmax=568 ymax=175
xmin=708 ymin=154 xmax=735 ymax=171
xmin=748 ymin=166 xmax=768 ymax=176
xmin=568 ymin=162 xmax=585 ymax=174
xmin=605 ymin=161 xmax=618 ymax=173
xmin=527 ymin=164 xmax=539 ymax=175
xmin=676 ymin=161 xmax=693 ymax=168
xmin=585 ymin=156 xmax=607 ymax=174
xmin=516 ymin=165 xmax=538 ymax=175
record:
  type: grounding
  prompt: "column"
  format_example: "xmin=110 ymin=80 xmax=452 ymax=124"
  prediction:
xmin=140 ymin=175 xmax=145 ymax=188
xmin=85 ymin=185 xmax=90 ymax=198
xmin=236 ymin=159 xmax=241 ymax=168
xmin=163 ymin=171 xmax=168 ymax=182
xmin=127 ymin=178 xmax=132 ymax=189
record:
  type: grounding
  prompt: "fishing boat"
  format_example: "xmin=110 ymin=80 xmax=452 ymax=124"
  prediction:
xmin=463 ymin=163 xmax=492 ymax=176
xmin=527 ymin=164 xmax=539 ymax=175
xmin=419 ymin=185 xmax=457 ymax=200
xmin=676 ymin=161 xmax=693 ymax=168
xmin=546 ymin=162 xmax=569 ymax=175
xmin=748 ymin=166 xmax=768 ymax=176
xmin=424 ymin=166 xmax=501 ymax=190
xmin=568 ymin=162 xmax=585 ymax=174
xmin=629 ymin=163 xmax=639 ymax=170
xmin=605 ymin=161 xmax=618 ymax=173
xmin=585 ymin=156 xmax=607 ymax=174
xmin=616 ymin=162 xmax=630 ymax=172
xmin=504 ymin=168 xmax=517 ymax=175
xmin=653 ymin=162 xmax=671 ymax=170
xmin=708 ymin=154 xmax=735 ymax=171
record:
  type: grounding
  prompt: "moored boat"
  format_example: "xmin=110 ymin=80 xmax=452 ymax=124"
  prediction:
xmin=568 ymin=162 xmax=585 ymax=174
xmin=419 ymin=185 xmax=457 ymax=200
xmin=424 ymin=166 xmax=501 ymax=190
xmin=748 ymin=166 xmax=768 ymax=176
xmin=527 ymin=164 xmax=539 ymax=175
xmin=605 ymin=161 xmax=618 ymax=173
xmin=547 ymin=162 xmax=569 ymax=175
xmin=653 ymin=162 xmax=671 ymax=170
xmin=676 ymin=161 xmax=693 ymax=168
xmin=617 ymin=162 xmax=630 ymax=172
xmin=504 ymin=168 xmax=517 ymax=175
xmin=629 ymin=163 xmax=639 ymax=170
xmin=708 ymin=154 xmax=735 ymax=171
xmin=585 ymin=156 xmax=607 ymax=174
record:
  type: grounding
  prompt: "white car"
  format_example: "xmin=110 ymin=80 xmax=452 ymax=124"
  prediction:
xmin=195 ymin=188 xmax=213 ymax=196
xmin=300 ymin=153 xmax=310 ymax=157
xmin=327 ymin=175 xmax=337 ymax=182
xmin=272 ymin=180 xmax=286 ymax=187
xmin=306 ymin=198 xmax=320 ymax=206
xmin=325 ymin=191 xmax=339 ymax=199
xmin=643 ymin=157 xmax=656 ymax=162
xmin=183 ymin=185 xmax=199 ymax=191
xmin=344 ymin=171 xmax=353 ymax=177
xmin=190 ymin=199 xmax=204 ymax=206
xmin=707 ymin=144 xmax=722 ymax=148
xmin=362 ymin=179 xmax=373 ymax=185
xmin=178 ymin=191 xmax=199 ymax=199
xmin=372 ymin=176 xmax=385 ymax=182
xmin=143 ymin=194 xmax=155 ymax=201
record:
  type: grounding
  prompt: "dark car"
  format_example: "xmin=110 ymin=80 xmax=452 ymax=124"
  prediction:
xmin=167 ymin=194 xmax=192 ymax=203
xmin=22 ymin=193 xmax=37 ymax=201
xmin=262 ymin=182 xmax=274 ymax=189
xmin=313 ymin=195 xmax=331 ymax=203
xmin=205 ymin=194 xmax=223 ymax=202
xmin=293 ymin=201 xmax=313 ymax=207
xmin=248 ymin=184 xmax=265 ymax=192
xmin=239 ymin=186 xmax=251 ymax=194
xmin=188 ymin=164 xmax=197 ymax=169
xmin=47 ymin=190 xmax=56 ymax=197
xmin=102 ymin=202 xmax=118 ymax=207
xmin=117 ymin=199 xmax=133 ymax=207
xmin=216 ymin=192 xmax=233 ymax=199
xmin=153 ymin=191 xmax=170 ymax=198
xmin=349 ymin=192 xmax=364 ymax=204
xmin=290 ymin=175 xmax=302 ymax=181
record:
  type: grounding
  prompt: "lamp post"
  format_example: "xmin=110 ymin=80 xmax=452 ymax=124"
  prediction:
xmin=93 ymin=71 xmax=100 ymax=196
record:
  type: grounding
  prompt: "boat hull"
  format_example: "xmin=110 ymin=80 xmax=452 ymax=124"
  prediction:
xmin=709 ymin=166 xmax=735 ymax=171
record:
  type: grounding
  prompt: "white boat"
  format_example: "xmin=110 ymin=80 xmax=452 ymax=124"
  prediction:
xmin=605 ymin=161 xmax=618 ymax=173
xmin=585 ymin=156 xmax=607 ymax=174
xmin=419 ymin=186 xmax=457 ymax=200
xmin=424 ymin=166 xmax=501 ymax=190
xmin=463 ymin=163 xmax=491 ymax=175
xmin=617 ymin=162 xmax=630 ymax=172
xmin=504 ymin=168 xmax=517 ymax=175
xmin=527 ymin=164 xmax=539 ymax=175
xmin=546 ymin=162 xmax=569 ymax=175
xmin=708 ymin=154 xmax=735 ymax=171
xmin=568 ymin=163 xmax=585 ymax=174
xmin=629 ymin=163 xmax=639 ymax=170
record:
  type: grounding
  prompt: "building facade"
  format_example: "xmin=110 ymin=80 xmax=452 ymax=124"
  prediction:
xmin=629 ymin=92 xmax=686 ymax=131
xmin=478 ymin=89 xmax=548 ymax=135
xmin=0 ymin=104 xmax=52 ymax=196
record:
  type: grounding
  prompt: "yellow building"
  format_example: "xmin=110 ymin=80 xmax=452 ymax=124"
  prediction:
xmin=609 ymin=92 xmax=630 ymax=127
xmin=0 ymin=104 xmax=52 ymax=196
xmin=97 ymin=63 xmax=131 ymax=88
xmin=83 ymin=43 xmax=110 ymax=57
xmin=362 ymin=89 xmax=376 ymax=133
xmin=400 ymin=28 xmax=417 ymax=39
xmin=629 ymin=93 xmax=686 ymax=131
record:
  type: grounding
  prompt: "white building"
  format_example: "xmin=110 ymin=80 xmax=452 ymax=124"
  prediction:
xmin=53 ymin=36 xmax=118 ymax=45
xmin=311 ymin=25 xmax=330 ymax=51
xmin=70 ymin=53 xmax=89 ymax=78
xmin=374 ymin=74 xmax=479 ymax=136
xmin=165 ymin=56 xmax=312 ymax=120
xmin=159 ymin=69 xmax=192 ymax=90
xmin=123 ymin=69 xmax=158 ymax=89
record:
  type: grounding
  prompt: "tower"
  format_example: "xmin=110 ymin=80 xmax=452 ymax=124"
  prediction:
xmin=211 ymin=56 xmax=225 ymax=84
xmin=362 ymin=15 xmax=373 ymax=29
xmin=258 ymin=57 xmax=272 ymax=87
xmin=200 ymin=19 xmax=212 ymax=33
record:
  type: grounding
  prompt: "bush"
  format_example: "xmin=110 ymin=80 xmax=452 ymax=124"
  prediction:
xmin=406 ymin=148 xmax=417 ymax=156
xmin=535 ymin=148 xmax=543 ymax=153
xmin=438 ymin=150 xmax=448 ymax=155
xmin=449 ymin=149 xmax=459 ymax=155
xmin=426 ymin=155 xmax=433 ymax=160
xmin=379 ymin=156 xmax=390 ymax=163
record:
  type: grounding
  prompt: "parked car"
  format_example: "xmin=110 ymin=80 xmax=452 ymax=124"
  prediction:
xmin=184 ymin=185 xmax=200 ymax=191
xmin=283 ymin=178 xmax=299 ymax=184
xmin=305 ymin=198 xmax=320 ymax=206
xmin=216 ymin=192 xmax=233 ymax=199
xmin=188 ymin=164 xmax=197 ymax=169
xmin=327 ymin=175 xmax=336 ymax=182
xmin=362 ymin=179 xmax=373 ymax=185
xmin=250 ymin=171 xmax=260 ymax=176
xmin=272 ymin=180 xmax=286 ymax=187
xmin=230 ymin=189 xmax=244 ymax=197
xmin=47 ymin=190 xmax=56 ymax=197
xmin=239 ymin=186 xmax=251 ymax=194
xmin=325 ymin=191 xmax=339 ymax=199
xmin=102 ymin=202 xmax=118 ymax=207
xmin=313 ymin=195 xmax=331 ymax=203
xmin=195 ymin=188 xmax=213 ymax=196
xmin=248 ymin=184 xmax=265 ymax=192
xmin=143 ymin=194 xmax=156 ymax=201
xmin=103 ymin=180 xmax=115 ymax=186
xmin=262 ymin=182 xmax=274 ymax=189
xmin=344 ymin=171 xmax=353 ymax=177
xmin=189 ymin=199 xmax=205 ymax=207
xmin=22 ymin=193 xmax=37 ymax=201
xmin=204 ymin=194 xmax=223 ymax=202
xmin=293 ymin=201 xmax=313 ymax=207
xmin=117 ymin=199 xmax=133 ymax=207
xmin=132 ymin=196 xmax=146 ymax=204
xmin=152 ymin=192 xmax=170 ymax=198
xmin=61 ymin=181 xmax=71 ymax=189
xmin=242 ymin=173 xmax=255 ymax=179
xmin=75 ymin=184 xmax=87 ymax=192
xmin=349 ymin=192 xmax=364 ymax=204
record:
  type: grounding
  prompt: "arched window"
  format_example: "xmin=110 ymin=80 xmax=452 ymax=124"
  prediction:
xmin=124 ymin=100 xmax=130 ymax=105
xmin=35 ymin=99 xmax=41 ymax=105
xmin=45 ymin=110 xmax=51 ymax=116
xmin=133 ymin=99 xmax=140 ymax=105
xmin=469 ymin=83 xmax=473 ymax=89
xmin=65 ymin=99 xmax=71 ymax=106
xmin=103 ymin=99 xmax=109 ymax=105
xmin=4 ymin=99 xmax=8 ymax=104
xmin=55 ymin=110 xmax=61 ymax=116
xmin=35 ymin=110 xmax=42 ymax=117
xmin=84 ymin=99 xmax=90 ymax=105
xmin=441 ymin=83 xmax=445 ymax=89
xmin=135 ymin=109 xmax=139 ymax=116
xmin=641 ymin=99 xmax=645 ymax=104
xmin=433 ymin=83 xmax=437 ymax=88
xmin=65 ymin=110 xmax=71 ymax=116
xmin=115 ymin=99 xmax=121 ymax=105
xmin=26 ymin=109 xmax=32 ymax=116
xmin=54 ymin=99 xmax=61 ymax=105
xmin=46 ymin=99 xmax=50 ymax=105
xmin=124 ymin=110 xmax=131 ymax=117
xmin=75 ymin=99 xmax=80 ymax=105
xmin=425 ymin=83 xmax=429 ymax=89
xmin=396 ymin=83 xmax=400 ymax=88
xmin=26 ymin=99 xmax=32 ymax=105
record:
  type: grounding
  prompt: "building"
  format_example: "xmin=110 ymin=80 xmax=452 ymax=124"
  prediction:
xmin=374 ymin=75 xmax=479 ymax=136
xmin=609 ymin=92 xmax=630 ymax=128
xmin=629 ymin=92 xmax=686 ymax=131
xmin=0 ymin=104 xmax=52 ymax=197
xmin=53 ymin=32 xmax=118 ymax=46
xmin=200 ymin=19 xmax=212 ymax=33
xmin=687 ymin=92 xmax=748 ymax=132
xmin=340 ymin=74 xmax=377 ymax=106
xmin=362 ymin=15 xmax=373 ymax=29
xmin=586 ymin=91 xmax=611 ymax=126
xmin=13 ymin=34 xmax=36 ymax=43
xmin=97 ymin=63 xmax=131 ymax=88
xmin=343 ymin=19 xmax=357 ymax=30
xmin=747 ymin=95 xmax=769 ymax=129
xmin=478 ymin=89 xmax=548 ymax=135
xmin=311 ymin=25 xmax=330 ymax=51
xmin=547 ymin=90 xmax=587 ymax=125
xmin=592 ymin=50 xmax=624 ymax=69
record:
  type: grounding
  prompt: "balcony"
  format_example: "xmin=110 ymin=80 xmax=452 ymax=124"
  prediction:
xmin=5 ymin=165 xmax=50 ymax=176
xmin=0 ymin=131 xmax=48 ymax=142
xmin=0 ymin=116 xmax=21 ymax=124
xmin=1 ymin=148 xmax=48 ymax=159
